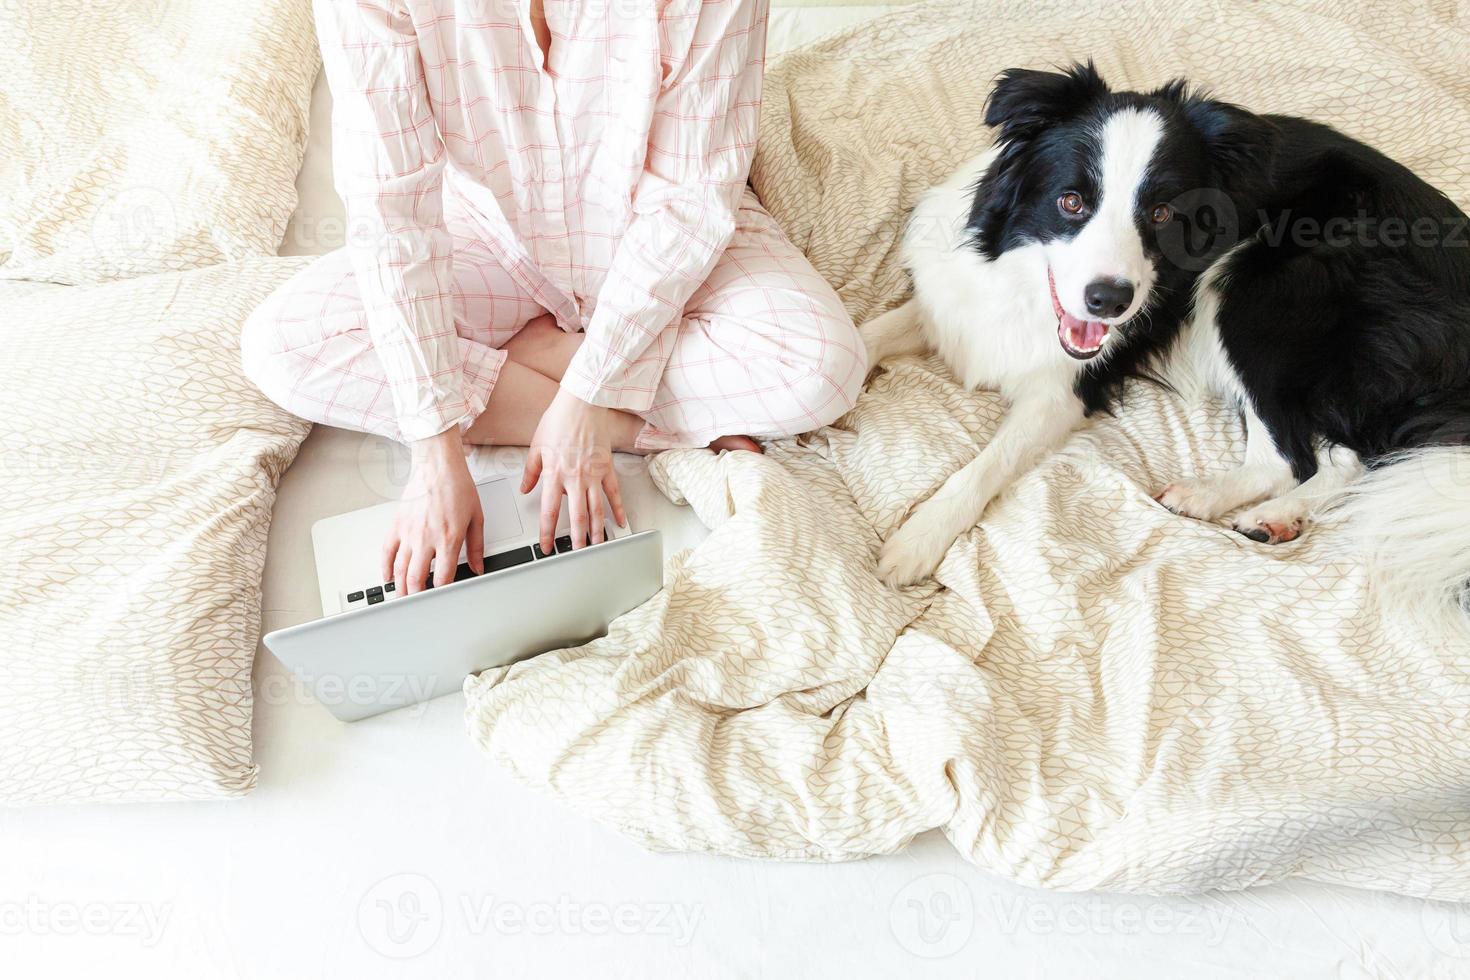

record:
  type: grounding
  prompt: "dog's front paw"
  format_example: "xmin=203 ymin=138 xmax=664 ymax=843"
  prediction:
xmin=1231 ymin=497 xmax=1307 ymax=544
xmin=859 ymin=325 xmax=886 ymax=371
xmin=858 ymin=304 xmax=920 ymax=378
xmin=860 ymin=332 xmax=897 ymax=381
xmin=877 ymin=506 xmax=957 ymax=587
xmin=1154 ymin=478 xmax=1234 ymax=522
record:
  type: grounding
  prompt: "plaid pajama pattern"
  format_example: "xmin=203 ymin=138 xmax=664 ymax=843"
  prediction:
xmin=242 ymin=0 xmax=863 ymax=447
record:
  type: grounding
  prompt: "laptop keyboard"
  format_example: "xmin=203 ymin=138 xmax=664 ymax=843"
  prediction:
xmin=343 ymin=530 xmax=605 ymax=610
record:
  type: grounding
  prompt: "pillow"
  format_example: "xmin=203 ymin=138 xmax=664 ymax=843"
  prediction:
xmin=0 ymin=257 xmax=312 ymax=805
xmin=0 ymin=1 xmax=319 ymax=284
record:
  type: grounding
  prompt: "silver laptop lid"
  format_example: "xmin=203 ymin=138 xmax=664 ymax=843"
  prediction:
xmin=262 ymin=529 xmax=662 ymax=721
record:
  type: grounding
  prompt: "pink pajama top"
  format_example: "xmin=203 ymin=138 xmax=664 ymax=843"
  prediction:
xmin=314 ymin=0 xmax=768 ymax=440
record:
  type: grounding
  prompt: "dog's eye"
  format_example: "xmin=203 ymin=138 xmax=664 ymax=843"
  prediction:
xmin=1150 ymin=203 xmax=1173 ymax=224
xmin=1058 ymin=192 xmax=1086 ymax=216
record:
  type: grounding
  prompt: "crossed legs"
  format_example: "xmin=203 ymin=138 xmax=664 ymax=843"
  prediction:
xmin=470 ymin=317 xmax=759 ymax=453
xmin=464 ymin=316 xmax=644 ymax=451
xmin=241 ymin=192 xmax=863 ymax=452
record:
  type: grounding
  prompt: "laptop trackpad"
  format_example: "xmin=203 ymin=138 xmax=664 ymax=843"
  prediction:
xmin=480 ymin=480 xmax=525 ymax=549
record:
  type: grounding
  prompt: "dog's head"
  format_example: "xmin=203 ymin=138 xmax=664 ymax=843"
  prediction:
xmin=971 ymin=62 xmax=1278 ymax=361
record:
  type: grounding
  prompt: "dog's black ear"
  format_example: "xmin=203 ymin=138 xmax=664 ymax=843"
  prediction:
xmin=1163 ymin=84 xmax=1280 ymax=199
xmin=985 ymin=62 xmax=1110 ymax=141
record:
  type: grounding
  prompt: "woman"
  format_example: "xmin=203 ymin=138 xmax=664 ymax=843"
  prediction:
xmin=242 ymin=0 xmax=864 ymax=595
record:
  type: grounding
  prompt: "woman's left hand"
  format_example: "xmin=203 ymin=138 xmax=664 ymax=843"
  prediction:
xmin=522 ymin=388 xmax=629 ymax=553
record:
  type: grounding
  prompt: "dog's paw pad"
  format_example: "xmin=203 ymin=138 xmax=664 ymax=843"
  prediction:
xmin=1232 ymin=517 xmax=1302 ymax=545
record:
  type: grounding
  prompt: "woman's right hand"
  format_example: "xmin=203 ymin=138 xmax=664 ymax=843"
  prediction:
xmin=383 ymin=429 xmax=485 ymax=595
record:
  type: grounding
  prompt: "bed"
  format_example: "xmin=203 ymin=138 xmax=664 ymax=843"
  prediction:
xmin=5 ymin=3 xmax=1467 ymax=977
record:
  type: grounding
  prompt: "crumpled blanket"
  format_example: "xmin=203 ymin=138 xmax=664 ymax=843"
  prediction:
xmin=465 ymin=0 xmax=1470 ymax=898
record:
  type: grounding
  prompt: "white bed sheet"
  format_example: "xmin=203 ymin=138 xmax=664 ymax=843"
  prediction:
xmin=5 ymin=6 xmax=1466 ymax=978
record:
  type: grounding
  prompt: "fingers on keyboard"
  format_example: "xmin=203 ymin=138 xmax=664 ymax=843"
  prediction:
xmin=345 ymin=526 xmax=613 ymax=605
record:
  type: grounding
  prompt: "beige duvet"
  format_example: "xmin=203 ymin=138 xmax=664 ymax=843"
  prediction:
xmin=465 ymin=0 xmax=1470 ymax=897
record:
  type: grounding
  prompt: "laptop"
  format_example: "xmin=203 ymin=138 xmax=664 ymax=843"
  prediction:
xmin=262 ymin=476 xmax=663 ymax=721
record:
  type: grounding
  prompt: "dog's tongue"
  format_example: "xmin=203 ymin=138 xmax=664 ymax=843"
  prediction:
xmin=1061 ymin=313 xmax=1107 ymax=350
xmin=1048 ymin=267 xmax=1108 ymax=354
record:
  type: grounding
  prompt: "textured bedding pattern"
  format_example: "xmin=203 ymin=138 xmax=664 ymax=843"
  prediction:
xmin=0 ymin=0 xmax=318 ymax=284
xmin=466 ymin=0 xmax=1470 ymax=897
xmin=0 ymin=0 xmax=321 ymax=805
xmin=0 ymin=259 xmax=313 ymax=804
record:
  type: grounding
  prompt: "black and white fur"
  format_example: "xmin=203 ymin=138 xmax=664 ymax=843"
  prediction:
xmin=866 ymin=63 xmax=1470 ymax=636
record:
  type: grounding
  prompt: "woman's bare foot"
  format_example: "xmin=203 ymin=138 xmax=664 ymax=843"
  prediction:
xmin=709 ymin=435 xmax=762 ymax=454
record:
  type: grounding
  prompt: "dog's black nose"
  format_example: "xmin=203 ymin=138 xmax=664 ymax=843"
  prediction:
xmin=1084 ymin=279 xmax=1135 ymax=319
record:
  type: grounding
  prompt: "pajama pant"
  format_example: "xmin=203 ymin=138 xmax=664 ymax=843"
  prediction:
xmin=241 ymin=190 xmax=866 ymax=450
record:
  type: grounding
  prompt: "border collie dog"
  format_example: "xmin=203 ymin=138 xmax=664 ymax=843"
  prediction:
xmin=865 ymin=62 xmax=1470 ymax=630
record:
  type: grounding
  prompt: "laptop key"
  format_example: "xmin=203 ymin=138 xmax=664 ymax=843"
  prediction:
xmin=553 ymin=525 xmax=615 ymax=553
xmin=363 ymin=544 xmax=543 ymax=601
xmin=486 ymin=546 xmax=535 ymax=572
xmin=532 ymin=542 xmax=552 ymax=559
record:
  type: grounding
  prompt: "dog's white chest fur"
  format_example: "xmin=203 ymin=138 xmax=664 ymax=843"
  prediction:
xmin=903 ymin=149 xmax=1078 ymax=393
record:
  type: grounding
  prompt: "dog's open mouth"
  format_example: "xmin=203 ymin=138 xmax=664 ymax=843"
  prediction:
xmin=1047 ymin=269 xmax=1108 ymax=360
